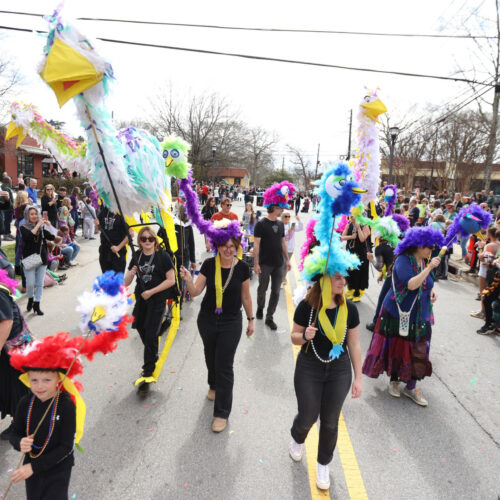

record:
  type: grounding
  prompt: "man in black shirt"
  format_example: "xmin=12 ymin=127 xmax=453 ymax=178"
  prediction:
xmin=254 ymin=204 xmax=291 ymax=330
xmin=408 ymin=200 xmax=420 ymax=227
xmin=97 ymin=205 xmax=129 ymax=273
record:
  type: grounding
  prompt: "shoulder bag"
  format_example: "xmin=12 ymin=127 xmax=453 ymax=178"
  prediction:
xmin=22 ymin=231 xmax=44 ymax=271
xmin=391 ymin=269 xmax=420 ymax=337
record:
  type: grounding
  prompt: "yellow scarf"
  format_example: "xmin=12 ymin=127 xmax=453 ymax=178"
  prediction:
xmin=20 ymin=372 xmax=86 ymax=447
xmin=318 ymin=276 xmax=348 ymax=359
xmin=215 ymin=247 xmax=243 ymax=314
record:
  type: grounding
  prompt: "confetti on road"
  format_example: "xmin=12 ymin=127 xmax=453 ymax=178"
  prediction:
xmin=143 ymin=405 xmax=149 ymax=408
xmin=148 ymin=428 xmax=153 ymax=432
xmin=441 ymin=458 xmax=446 ymax=463
xmin=184 ymin=483 xmax=188 ymax=488
xmin=170 ymin=370 xmax=176 ymax=373
xmin=259 ymin=459 xmax=264 ymax=464
xmin=177 ymin=387 xmax=183 ymax=390
xmin=72 ymin=494 xmax=77 ymax=499
xmin=109 ymin=385 xmax=113 ymax=388
xmin=229 ymin=430 xmax=235 ymax=435
xmin=243 ymin=409 xmax=248 ymax=414
xmin=392 ymin=448 xmax=397 ymax=452
xmin=7 ymin=469 xmax=13 ymax=472
xmin=470 ymin=377 xmax=478 ymax=387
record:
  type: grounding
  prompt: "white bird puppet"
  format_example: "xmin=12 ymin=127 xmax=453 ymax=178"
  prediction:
xmin=37 ymin=7 xmax=171 ymax=216
xmin=352 ymin=89 xmax=387 ymax=207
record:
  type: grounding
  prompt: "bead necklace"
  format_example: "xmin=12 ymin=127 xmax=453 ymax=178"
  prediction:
xmin=221 ymin=257 xmax=237 ymax=293
xmin=307 ymin=307 xmax=347 ymax=364
xmin=26 ymin=392 xmax=60 ymax=459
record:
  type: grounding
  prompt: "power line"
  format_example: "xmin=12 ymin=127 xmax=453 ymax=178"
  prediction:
xmin=0 ymin=24 xmax=495 ymax=88
xmin=0 ymin=9 xmax=496 ymax=39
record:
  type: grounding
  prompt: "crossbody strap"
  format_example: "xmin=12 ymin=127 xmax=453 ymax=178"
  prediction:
xmin=392 ymin=268 xmax=420 ymax=316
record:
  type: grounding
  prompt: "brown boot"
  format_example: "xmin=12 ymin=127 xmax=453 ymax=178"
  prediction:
xmin=207 ymin=389 xmax=216 ymax=401
xmin=211 ymin=417 xmax=227 ymax=433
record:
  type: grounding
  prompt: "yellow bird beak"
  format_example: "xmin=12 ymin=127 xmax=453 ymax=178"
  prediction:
xmin=91 ymin=305 xmax=106 ymax=323
xmin=5 ymin=122 xmax=27 ymax=148
xmin=166 ymin=157 xmax=174 ymax=167
xmin=361 ymin=98 xmax=387 ymax=122
xmin=352 ymin=187 xmax=367 ymax=194
xmin=39 ymin=38 xmax=104 ymax=107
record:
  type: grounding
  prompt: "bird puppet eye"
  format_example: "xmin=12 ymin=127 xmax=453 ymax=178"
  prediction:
xmin=162 ymin=150 xmax=169 ymax=159
xmin=325 ymin=175 xmax=343 ymax=199
xmin=170 ymin=149 xmax=184 ymax=161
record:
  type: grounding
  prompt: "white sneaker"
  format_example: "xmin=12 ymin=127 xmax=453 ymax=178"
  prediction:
xmin=288 ymin=438 xmax=303 ymax=461
xmin=402 ymin=387 xmax=428 ymax=407
xmin=316 ymin=463 xmax=330 ymax=490
xmin=68 ymin=261 xmax=77 ymax=266
xmin=388 ymin=381 xmax=401 ymax=398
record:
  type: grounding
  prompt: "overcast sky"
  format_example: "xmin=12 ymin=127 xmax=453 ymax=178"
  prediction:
xmin=0 ymin=0 xmax=496 ymax=170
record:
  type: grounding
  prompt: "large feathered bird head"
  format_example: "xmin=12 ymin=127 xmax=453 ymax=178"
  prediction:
xmin=360 ymin=91 xmax=387 ymax=122
xmin=160 ymin=134 xmax=191 ymax=179
xmin=316 ymin=162 xmax=366 ymax=217
xmin=263 ymin=181 xmax=297 ymax=208
xmin=38 ymin=6 xmax=114 ymax=107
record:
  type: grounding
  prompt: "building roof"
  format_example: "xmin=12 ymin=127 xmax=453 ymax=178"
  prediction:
xmin=214 ymin=168 xmax=249 ymax=177
xmin=19 ymin=145 xmax=51 ymax=156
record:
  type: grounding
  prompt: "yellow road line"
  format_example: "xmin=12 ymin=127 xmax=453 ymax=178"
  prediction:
xmin=285 ymin=256 xmax=368 ymax=499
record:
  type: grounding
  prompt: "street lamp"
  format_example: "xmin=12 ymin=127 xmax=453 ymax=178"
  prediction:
xmin=211 ymin=144 xmax=217 ymax=189
xmin=388 ymin=126 xmax=400 ymax=184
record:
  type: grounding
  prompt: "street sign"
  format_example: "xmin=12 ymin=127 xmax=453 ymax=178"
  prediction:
xmin=393 ymin=157 xmax=402 ymax=168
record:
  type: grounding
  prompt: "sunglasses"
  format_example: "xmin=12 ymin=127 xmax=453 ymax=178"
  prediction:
xmin=283 ymin=215 xmax=291 ymax=218
xmin=224 ymin=203 xmax=232 ymax=207
xmin=140 ymin=236 xmax=156 ymax=243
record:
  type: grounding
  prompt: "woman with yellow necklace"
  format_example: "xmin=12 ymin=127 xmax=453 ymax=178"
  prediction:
xmin=289 ymin=272 xmax=362 ymax=490
xmin=180 ymin=220 xmax=254 ymax=433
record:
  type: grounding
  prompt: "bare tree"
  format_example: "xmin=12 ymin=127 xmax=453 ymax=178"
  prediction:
xmin=0 ymin=52 xmax=23 ymax=125
xmin=286 ymin=144 xmax=314 ymax=190
xmin=246 ymin=127 xmax=278 ymax=185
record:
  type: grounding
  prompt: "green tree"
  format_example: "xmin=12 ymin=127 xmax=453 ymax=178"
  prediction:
xmin=263 ymin=169 xmax=294 ymax=186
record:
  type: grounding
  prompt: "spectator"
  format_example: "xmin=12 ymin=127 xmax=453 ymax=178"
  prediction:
xmin=40 ymin=184 xmax=59 ymax=227
xmin=56 ymin=186 xmax=67 ymax=210
xmin=58 ymin=225 xmax=80 ymax=265
xmin=82 ymin=197 xmax=96 ymax=239
xmin=211 ymin=198 xmax=238 ymax=222
xmin=408 ymin=200 xmax=420 ymax=227
xmin=70 ymin=187 xmax=80 ymax=236
xmin=0 ymin=175 xmax=14 ymax=242
xmin=26 ymin=178 xmax=38 ymax=207
xmin=453 ymin=192 xmax=463 ymax=210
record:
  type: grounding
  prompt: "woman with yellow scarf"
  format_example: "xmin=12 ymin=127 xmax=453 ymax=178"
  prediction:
xmin=289 ymin=273 xmax=362 ymax=490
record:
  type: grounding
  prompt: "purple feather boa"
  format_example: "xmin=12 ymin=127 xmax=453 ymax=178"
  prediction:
xmin=383 ymin=184 xmax=397 ymax=216
xmin=444 ymin=203 xmax=492 ymax=246
xmin=395 ymin=227 xmax=445 ymax=255
xmin=392 ymin=213 xmax=410 ymax=233
xmin=178 ymin=173 xmax=242 ymax=246
xmin=263 ymin=181 xmax=297 ymax=208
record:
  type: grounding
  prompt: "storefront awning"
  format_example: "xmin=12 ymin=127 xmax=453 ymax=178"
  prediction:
xmin=42 ymin=157 xmax=56 ymax=163
xmin=19 ymin=145 xmax=51 ymax=156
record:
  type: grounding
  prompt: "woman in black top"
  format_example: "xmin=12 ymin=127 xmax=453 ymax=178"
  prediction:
xmin=40 ymin=184 xmax=59 ymax=228
xmin=0 ymin=279 xmax=31 ymax=439
xmin=180 ymin=235 xmax=254 ymax=433
xmin=289 ymin=274 xmax=362 ymax=490
xmin=342 ymin=216 xmax=371 ymax=302
xmin=19 ymin=206 xmax=56 ymax=316
xmin=124 ymin=227 xmax=176 ymax=391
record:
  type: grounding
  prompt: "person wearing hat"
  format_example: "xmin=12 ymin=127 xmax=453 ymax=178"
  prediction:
xmin=363 ymin=227 xmax=443 ymax=406
xmin=180 ymin=220 xmax=254 ymax=433
xmin=254 ymin=181 xmax=296 ymax=330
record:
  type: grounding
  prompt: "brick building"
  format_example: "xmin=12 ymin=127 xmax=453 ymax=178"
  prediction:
xmin=0 ymin=127 xmax=57 ymax=184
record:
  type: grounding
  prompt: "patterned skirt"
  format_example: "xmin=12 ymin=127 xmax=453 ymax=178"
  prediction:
xmin=362 ymin=307 xmax=433 ymax=382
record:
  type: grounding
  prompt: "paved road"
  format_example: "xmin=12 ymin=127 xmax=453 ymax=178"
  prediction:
xmin=1 ymin=201 xmax=499 ymax=499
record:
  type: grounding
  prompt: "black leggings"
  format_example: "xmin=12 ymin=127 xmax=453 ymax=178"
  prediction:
xmin=291 ymin=351 xmax=352 ymax=465
xmin=197 ymin=311 xmax=242 ymax=419
xmin=133 ymin=298 xmax=166 ymax=376
xmin=26 ymin=465 xmax=72 ymax=500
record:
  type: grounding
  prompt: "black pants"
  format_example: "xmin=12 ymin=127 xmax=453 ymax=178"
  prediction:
xmin=197 ymin=311 xmax=242 ymax=419
xmin=291 ymin=351 xmax=352 ymax=465
xmin=372 ymin=275 xmax=392 ymax=324
xmin=133 ymin=298 xmax=166 ymax=376
xmin=26 ymin=465 xmax=72 ymax=500
xmin=99 ymin=251 xmax=126 ymax=274
xmin=257 ymin=264 xmax=283 ymax=320
xmin=483 ymin=290 xmax=497 ymax=325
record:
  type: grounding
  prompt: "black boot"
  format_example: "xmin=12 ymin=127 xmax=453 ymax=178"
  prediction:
xmin=27 ymin=298 xmax=33 ymax=312
xmin=33 ymin=302 xmax=44 ymax=316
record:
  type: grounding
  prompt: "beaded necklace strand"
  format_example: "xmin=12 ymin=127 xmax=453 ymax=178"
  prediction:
xmin=26 ymin=392 xmax=60 ymax=459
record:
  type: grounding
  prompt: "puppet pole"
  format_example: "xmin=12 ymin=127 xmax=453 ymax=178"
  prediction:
xmin=84 ymin=105 xmax=145 ymax=286
xmin=306 ymin=216 xmax=336 ymax=352
xmin=3 ymin=337 xmax=89 ymax=499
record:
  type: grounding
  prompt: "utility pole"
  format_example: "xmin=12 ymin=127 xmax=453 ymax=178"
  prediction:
xmin=346 ymin=109 xmax=353 ymax=160
xmin=315 ymin=143 xmax=321 ymax=177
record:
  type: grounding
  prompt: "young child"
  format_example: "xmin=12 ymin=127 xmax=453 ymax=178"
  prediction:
xmin=58 ymin=226 xmax=80 ymax=265
xmin=53 ymin=236 xmax=70 ymax=270
xmin=58 ymin=197 xmax=75 ymax=238
xmin=82 ymin=197 xmax=96 ymax=239
xmin=9 ymin=369 xmax=76 ymax=499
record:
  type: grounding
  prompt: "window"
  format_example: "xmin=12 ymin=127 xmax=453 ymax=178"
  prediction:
xmin=17 ymin=152 xmax=34 ymax=177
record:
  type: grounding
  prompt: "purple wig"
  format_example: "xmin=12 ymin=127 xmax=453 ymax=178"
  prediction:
xmin=444 ymin=203 xmax=492 ymax=247
xmin=263 ymin=181 xmax=297 ymax=208
xmin=395 ymin=227 xmax=445 ymax=255
xmin=178 ymin=173 xmax=242 ymax=246
xmin=383 ymin=184 xmax=397 ymax=216
xmin=392 ymin=213 xmax=410 ymax=233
